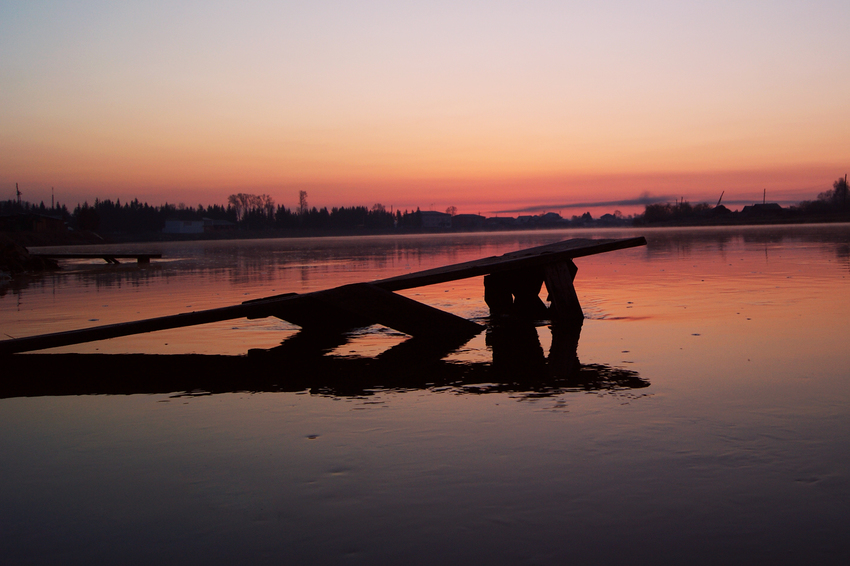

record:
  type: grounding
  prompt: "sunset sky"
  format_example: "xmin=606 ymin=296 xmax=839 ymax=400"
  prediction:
xmin=2 ymin=1 xmax=848 ymax=216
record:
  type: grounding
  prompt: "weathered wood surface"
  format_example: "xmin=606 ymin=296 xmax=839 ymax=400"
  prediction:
xmin=30 ymin=253 xmax=162 ymax=264
xmin=0 ymin=237 xmax=645 ymax=354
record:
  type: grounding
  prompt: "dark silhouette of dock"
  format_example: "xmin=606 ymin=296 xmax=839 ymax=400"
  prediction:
xmin=0 ymin=237 xmax=645 ymax=355
xmin=29 ymin=252 xmax=162 ymax=264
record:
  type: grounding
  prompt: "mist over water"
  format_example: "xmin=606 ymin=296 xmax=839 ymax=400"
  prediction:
xmin=2 ymin=225 xmax=849 ymax=565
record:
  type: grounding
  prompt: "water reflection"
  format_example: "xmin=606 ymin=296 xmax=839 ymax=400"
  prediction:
xmin=2 ymin=323 xmax=647 ymax=399
xmin=20 ymin=225 xmax=850 ymax=288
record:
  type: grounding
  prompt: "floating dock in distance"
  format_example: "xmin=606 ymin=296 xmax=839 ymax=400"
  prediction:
xmin=0 ymin=237 xmax=646 ymax=355
xmin=29 ymin=253 xmax=162 ymax=265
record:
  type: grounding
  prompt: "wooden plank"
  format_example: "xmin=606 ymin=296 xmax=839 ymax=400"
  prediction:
xmin=373 ymin=237 xmax=645 ymax=291
xmin=0 ymin=295 xmax=302 ymax=355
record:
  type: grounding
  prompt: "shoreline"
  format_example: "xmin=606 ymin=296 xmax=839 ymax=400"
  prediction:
xmin=5 ymin=213 xmax=850 ymax=248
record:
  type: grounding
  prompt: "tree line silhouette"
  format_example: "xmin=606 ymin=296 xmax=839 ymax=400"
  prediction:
xmin=1 ymin=192 xmax=423 ymax=234
xmin=637 ymin=176 xmax=849 ymax=224
xmin=3 ymin=176 xmax=848 ymax=233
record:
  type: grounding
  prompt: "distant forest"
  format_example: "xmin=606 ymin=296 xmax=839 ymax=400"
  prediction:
xmin=0 ymin=193 xmax=416 ymax=234
xmin=2 ymin=175 xmax=848 ymax=236
xmin=635 ymin=176 xmax=849 ymax=225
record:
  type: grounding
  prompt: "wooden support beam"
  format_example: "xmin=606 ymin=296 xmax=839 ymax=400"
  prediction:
xmin=314 ymin=283 xmax=483 ymax=340
xmin=253 ymin=293 xmax=374 ymax=333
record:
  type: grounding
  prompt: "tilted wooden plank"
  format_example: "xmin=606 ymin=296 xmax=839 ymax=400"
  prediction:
xmin=0 ymin=295 xmax=302 ymax=355
xmin=373 ymin=237 xmax=646 ymax=291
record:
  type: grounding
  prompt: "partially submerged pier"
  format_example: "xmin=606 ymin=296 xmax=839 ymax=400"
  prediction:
xmin=0 ymin=237 xmax=646 ymax=355
xmin=29 ymin=252 xmax=162 ymax=265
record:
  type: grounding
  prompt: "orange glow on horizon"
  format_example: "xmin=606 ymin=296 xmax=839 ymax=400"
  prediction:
xmin=2 ymin=2 xmax=848 ymax=217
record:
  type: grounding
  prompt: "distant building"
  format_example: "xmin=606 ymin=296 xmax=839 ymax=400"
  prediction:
xmin=420 ymin=211 xmax=452 ymax=228
xmin=452 ymin=214 xmax=486 ymax=229
xmin=537 ymin=212 xmax=563 ymax=224
xmin=485 ymin=216 xmax=517 ymax=228
xmin=203 ymin=218 xmax=236 ymax=232
xmin=0 ymin=213 xmax=66 ymax=234
xmin=163 ymin=220 xmax=204 ymax=234
xmin=741 ymin=203 xmax=783 ymax=216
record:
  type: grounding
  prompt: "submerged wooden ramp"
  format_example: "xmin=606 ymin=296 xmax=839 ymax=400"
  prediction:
xmin=0 ymin=237 xmax=645 ymax=355
xmin=29 ymin=253 xmax=162 ymax=265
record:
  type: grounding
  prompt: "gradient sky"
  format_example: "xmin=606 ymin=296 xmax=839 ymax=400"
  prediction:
xmin=2 ymin=1 xmax=848 ymax=216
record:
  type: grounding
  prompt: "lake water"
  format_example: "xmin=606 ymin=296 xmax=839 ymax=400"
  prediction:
xmin=2 ymin=225 xmax=850 ymax=565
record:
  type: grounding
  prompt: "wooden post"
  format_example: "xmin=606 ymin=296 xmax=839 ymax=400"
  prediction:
xmin=483 ymin=268 xmax=548 ymax=320
xmin=543 ymin=260 xmax=584 ymax=326
xmin=483 ymin=273 xmax=514 ymax=317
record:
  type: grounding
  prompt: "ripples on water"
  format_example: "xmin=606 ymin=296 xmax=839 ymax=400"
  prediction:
xmin=2 ymin=225 xmax=850 ymax=565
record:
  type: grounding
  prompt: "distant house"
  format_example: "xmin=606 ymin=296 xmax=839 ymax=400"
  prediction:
xmin=420 ymin=211 xmax=452 ymax=228
xmin=163 ymin=220 xmax=204 ymax=234
xmin=452 ymin=214 xmax=486 ymax=229
xmin=485 ymin=216 xmax=517 ymax=229
xmin=741 ymin=203 xmax=783 ymax=216
xmin=0 ymin=213 xmax=66 ymax=234
xmin=203 ymin=218 xmax=236 ymax=232
xmin=537 ymin=212 xmax=563 ymax=225
xmin=598 ymin=213 xmax=621 ymax=226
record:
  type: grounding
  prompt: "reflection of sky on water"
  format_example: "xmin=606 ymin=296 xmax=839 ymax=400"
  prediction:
xmin=2 ymin=225 xmax=850 ymax=563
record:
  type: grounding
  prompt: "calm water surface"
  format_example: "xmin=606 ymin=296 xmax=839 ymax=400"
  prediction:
xmin=2 ymin=225 xmax=850 ymax=564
